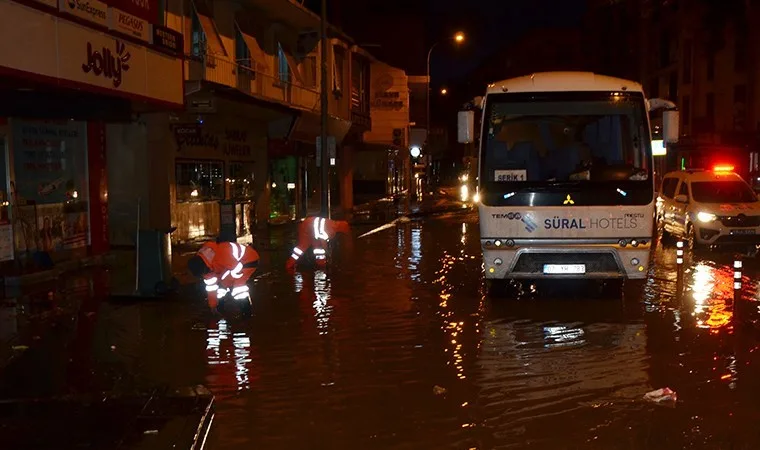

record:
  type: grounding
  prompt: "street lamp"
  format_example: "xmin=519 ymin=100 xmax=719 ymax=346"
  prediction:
xmin=440 ymin=88 xmax=448 ymax=95
xmin=426 ymin=31 xmax=465 ymax=186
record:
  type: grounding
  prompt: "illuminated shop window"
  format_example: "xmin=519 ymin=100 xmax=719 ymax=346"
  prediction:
xmin=175 ymin=159 xmax=224 ymax=202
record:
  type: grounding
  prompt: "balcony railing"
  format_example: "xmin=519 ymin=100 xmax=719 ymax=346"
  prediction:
xmin=185 ymin=53 xmax=320 ymax=112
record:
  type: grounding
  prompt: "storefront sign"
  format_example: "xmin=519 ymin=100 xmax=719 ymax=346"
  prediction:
xmin=374 ymin=91 xmax=404 ymax=109
xmin=174 ymin=125 xmax=253 ymax=158
xmin=0 ymin=223 xmax=13 ymax=262
xmin=110 ymin=8 xmax=149 ymax=42
xmin=172 ymin=124 xmax=201 ymax=140
xmin=103 ymin=0 xmax=157 ymax=24
xmin=152 ymin=24 xmax=182 ymax=55
xmin=32 ymin=0 xmax=58 ymax=9
xmin=0 ymin=1 xmax=184 ymax=106
xmin=82 ymin=39 xmax=130 ymax=88
xmin=61 ymin=18 xmax=182 ymax=104
xmin=58 ymin=0 xmax=109 ymax=28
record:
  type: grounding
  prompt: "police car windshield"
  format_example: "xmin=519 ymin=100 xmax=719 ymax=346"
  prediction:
xmin=481 ymin=92 xmax=650 ymax=186
xmin=691 ymin=181 xmax=758 ymax=203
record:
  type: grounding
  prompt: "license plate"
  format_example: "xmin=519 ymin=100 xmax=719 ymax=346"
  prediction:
xmin=731 ymin=229 xmax=757 ymax=235
xmin=543 ymin=264 xmax=586 ymax=274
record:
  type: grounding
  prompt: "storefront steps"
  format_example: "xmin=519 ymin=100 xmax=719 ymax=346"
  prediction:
xmin=2 ymin=253 xmax=115 ymax=288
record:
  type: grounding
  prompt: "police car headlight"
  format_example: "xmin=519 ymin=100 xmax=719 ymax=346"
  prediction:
xmin=697 ymin=212 xmax=717 ymax=223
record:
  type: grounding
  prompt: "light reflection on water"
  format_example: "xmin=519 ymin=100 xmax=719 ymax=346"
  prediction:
xmin=313 ymin=270 xmax=332 ymax=336
xmin=11 ymin=216 xmax=760 ymax=449
xmin=206 ymin=319 xmax=253 ymax=392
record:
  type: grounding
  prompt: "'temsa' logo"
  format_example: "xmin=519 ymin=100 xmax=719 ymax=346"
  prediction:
xmin=82 ymin=40 xmax=131 ymax=88
xmin=491 ymin=212 xmax=537 ymax=233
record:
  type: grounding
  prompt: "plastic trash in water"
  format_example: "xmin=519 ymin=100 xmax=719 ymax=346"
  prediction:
xmin=644 ymin=387 xmax=677 ymax=403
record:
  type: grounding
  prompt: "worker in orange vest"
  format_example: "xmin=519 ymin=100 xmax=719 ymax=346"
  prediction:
xmin=286 ymin=216 xmax=350 ymax=272
xmin=188 ymin=233 xmax=260 ymax=315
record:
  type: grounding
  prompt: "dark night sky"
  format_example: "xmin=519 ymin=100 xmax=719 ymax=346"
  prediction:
xmin=306 ymin=0 xmax=588 ymax=85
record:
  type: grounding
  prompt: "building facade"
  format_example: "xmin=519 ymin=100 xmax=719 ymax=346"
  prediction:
xmin=0 ymin=0 xmax=184 ymax=268
xmin=359 ymin=60 xmax=410 ymax=202
xmin=636 ymin=0 xmax=760 ymax=182
xmin=0 ymin=0 xmax=412 ymax=269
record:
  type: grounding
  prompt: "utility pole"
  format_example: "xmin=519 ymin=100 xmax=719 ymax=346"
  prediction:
xmin=319 ymin=0 xmax=330 ymax=218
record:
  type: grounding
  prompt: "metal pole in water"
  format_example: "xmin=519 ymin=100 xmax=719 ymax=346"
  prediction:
xmin=319 ymin=0 xmax=329 ymax=218
xmin=733 ymin=258 xmax=743 ymax=307
xmin=676 ymin=241 xmax=684 ymax=266
xmin=135 ymin=197 xmax=141 ymax=294
xmin=675 ymin=240 xmax=685 ymax=297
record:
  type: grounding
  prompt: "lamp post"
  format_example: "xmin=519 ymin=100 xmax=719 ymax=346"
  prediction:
xmin=319 ymin=0 xmax=329 ymax=217
xmin=425 ymin=31 xmax=464 ymax=189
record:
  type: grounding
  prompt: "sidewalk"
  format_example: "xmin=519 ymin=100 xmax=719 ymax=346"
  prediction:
xmin=1 ymin=191 xmax=470 ymax=289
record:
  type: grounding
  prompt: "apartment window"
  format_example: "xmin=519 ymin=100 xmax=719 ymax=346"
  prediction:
xmin=302 ymin=56 xmax=317 ymax=88
xmin=190 ymin=10 xmax=206 ymax=57
xmin=351 ymin=56 xmax=370 ymax=112
xmin=649 ymin=78 xmax=659 ymax=98
xmin=735 ymin=84 xmax=747 ymax=130
xmin=735 ymin=29 xmax=747 ymax=72
xmin=659 ymin=31 xmax=672 ymax=68
xmin=333 ymin=46 xmax=344 ymax=94
xmin=668 ymin=71 xmax=678 ymax=100
xmin=735 ymin=84 xmax=747 ymax=104
xmin=228 ymin=162 xmax=255 ymax=200
xmin=277 ymin=43 xmax=289 ymax=84
xmin=682 ymin=95 xmax=691 ymax=129
xmin=706 ymin=93 xmax=715 ymax=128
xmin=706 ymin=53 xmax=715 ymax=81
xmin=682 ymin=40 xmax=692 ymax=84
xmin=235 ymin=26 xmax=252 ymax=69
xmin=175 ymin=160 xmax=224 ymax=202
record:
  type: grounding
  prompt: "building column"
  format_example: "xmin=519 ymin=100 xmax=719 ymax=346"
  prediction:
xmin=254 ymin=151 xmax=270 ymax=228
xmin=339 ymin=144 xmax=354 ymax=218
xmin=296 ymin=154 xmax=308 ymax=219
xmin=105 ymin=113 xmax=172 ymax=247
xmin=142 ymin=113 xmax=172 ymax=233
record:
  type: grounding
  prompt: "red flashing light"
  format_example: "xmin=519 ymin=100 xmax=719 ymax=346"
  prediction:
xmin=713 ymin=164 xmax=735 ymax=172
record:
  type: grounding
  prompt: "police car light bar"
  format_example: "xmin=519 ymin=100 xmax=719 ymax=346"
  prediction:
xmin=713 ymin=164 xmax=735 ymax=172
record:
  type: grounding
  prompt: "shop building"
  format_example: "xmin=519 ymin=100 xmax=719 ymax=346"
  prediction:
xmin=0 ymin=0 xmax=184 ymax=268
xmin=357 ymin=60 xmax=410 ymax=202
xmin=167 ymin=0 xmax=357 ymax=241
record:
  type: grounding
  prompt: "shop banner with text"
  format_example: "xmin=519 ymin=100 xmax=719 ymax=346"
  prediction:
xmin=12 ymin=120 xmax=89 ymax=252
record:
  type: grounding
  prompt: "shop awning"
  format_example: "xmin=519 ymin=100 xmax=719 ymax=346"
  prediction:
xmin=289 ymin=111 xmax=351 ymax=145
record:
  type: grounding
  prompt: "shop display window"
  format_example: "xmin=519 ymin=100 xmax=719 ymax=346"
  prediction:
xmin=176 ymin=159 xmax=224 ymax=202
xmin=12 ymin=120 xmax=89 ymax=252
xmin=228 ymin=161 xmax=255 ymax=200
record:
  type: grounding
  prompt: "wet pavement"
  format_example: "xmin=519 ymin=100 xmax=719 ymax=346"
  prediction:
xmin=4 ymin=208 xmax=760 ymax=448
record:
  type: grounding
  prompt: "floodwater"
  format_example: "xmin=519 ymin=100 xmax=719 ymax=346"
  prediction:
xmin=4 ymin=210 xmax=760 ymax=449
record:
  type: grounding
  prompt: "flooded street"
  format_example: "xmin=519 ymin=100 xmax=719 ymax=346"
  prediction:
xmin=5 ymin=210 xmax=760 ymax=448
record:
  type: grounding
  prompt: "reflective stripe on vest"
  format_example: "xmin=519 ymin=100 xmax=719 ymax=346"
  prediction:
xmin=313 ymin=217 xmax=328 ymax=241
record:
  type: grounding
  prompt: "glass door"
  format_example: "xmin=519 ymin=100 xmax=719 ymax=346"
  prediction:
xmin=0 ymin=136 xmax=14 ymax=262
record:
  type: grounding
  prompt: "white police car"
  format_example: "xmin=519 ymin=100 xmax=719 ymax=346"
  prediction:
xmin=657 ymin=165 xmax=760 ymax=251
